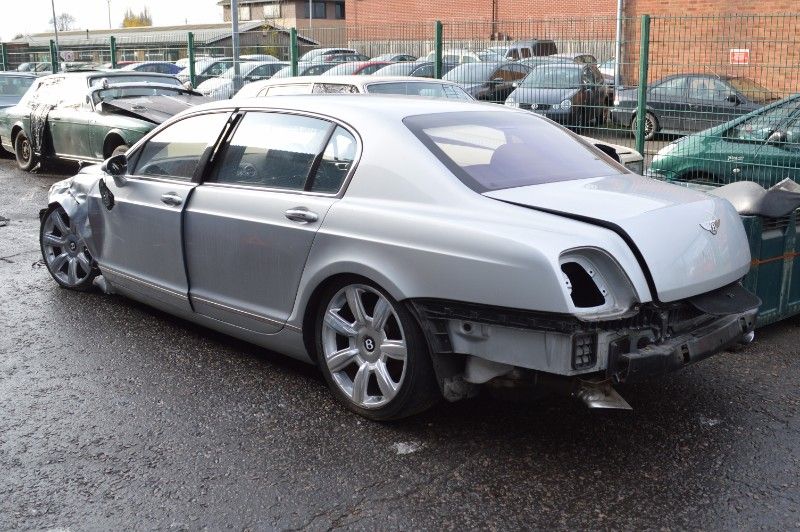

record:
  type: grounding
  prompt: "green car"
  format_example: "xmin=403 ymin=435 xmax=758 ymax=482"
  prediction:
xmin=0 ymin=71 xmax=209 ymax=172
xmin=648 ymin=94 xmax=800 ymax=187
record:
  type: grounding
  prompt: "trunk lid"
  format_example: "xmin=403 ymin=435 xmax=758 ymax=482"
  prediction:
xmin=484 ymin=175 xmax=751 ymax=302
xmin=100 ymin=93 xmax=210 ymax=124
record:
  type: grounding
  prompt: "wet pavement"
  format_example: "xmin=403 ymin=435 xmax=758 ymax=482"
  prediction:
xmin=1 ymin=156 xmax=799 ymax=530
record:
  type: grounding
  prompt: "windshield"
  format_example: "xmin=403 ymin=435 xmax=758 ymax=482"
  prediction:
xmin=0 ymin=75 xmax=35 ymax=96
xmin=92 ymin=86 xmax=190 ymax=104
xmin=404 ymin=111 xmax=623 ymax=192
xmin=728 ymin=77 xmax=778 ymax=104
xmin=443 ymin=64 xmax=498 ymax=84
xmin=521 ymin=66 xmax=582 ymax=88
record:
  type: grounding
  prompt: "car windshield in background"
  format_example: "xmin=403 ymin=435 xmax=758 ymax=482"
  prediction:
xmin=89 ymin=74 xmax=182 ymax=87
xmin=728 ymin=77 xmax=779 ymax=104
xmin=404 ymin=111 xmax=623 ymax=192
xmin=521 ymin=66 xmax=581 ymax=88
xmin=93 ymin=86 xmax=188 ymax=104
xmin=443 ymin=64 xmax=497 ymax=84
xmin=366 ymin=82 xmax=471 ymax=99
xmin=0 ymin=75 xmax=34 ymax=96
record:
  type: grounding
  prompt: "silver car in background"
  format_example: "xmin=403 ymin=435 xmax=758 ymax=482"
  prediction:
xmin=40 ymin=96 xmax=758 ymax=419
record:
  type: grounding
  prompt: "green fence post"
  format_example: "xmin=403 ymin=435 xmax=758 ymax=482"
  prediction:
xmin=0 ymin=43 xmax=8 ymax=72
xmin=49 ymin=39 xmax=58 ymax=73
xmin=187 ymin=32 xmax=196 ymax=87
xmin=434 ymin=21 xmax=443 ymax=79
xmin=635 ymin=14 xmax=650 ymax=157
xmin=290 ymin=27 xmax=298 ymax=76
xmin=110 ymin=36 xmax=117 ymax=69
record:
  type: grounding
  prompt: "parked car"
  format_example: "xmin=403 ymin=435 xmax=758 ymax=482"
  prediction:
xmin=16 ymin=63 xmax=38 ymax=72
xmin=198 ymin=61 xmax=289 ymax=100
xmin=240 ymin=54 xmax=279 ymax=62
xmin=611 ymin=74 xmax=778 ymax=140
xmin=40 ymin=95 xmax=759 ymax=419
xmin=0 ymin=72 xmax=208 ymax=171
xmin=371 ymin=53 xmax=417 ymax=62
xmin=372 ymin=61 xmax=458 ymax=78
xmin=505 ymin=63 xmax=612 ymax=126
xmin=177 ymin=57 xmax=233 ymax=86
xmin=235 ymin=74 xmax=473 ymax=100
xmin=443 ymin=62 xmax=530 ymax=103
xmin=551 ymin=52 xmax=598 ymax=64
xmin=424 ymin=49 xmax=482 ymax=63
xmin=120 ymin=61 xmax=183 ymax=75
xmin=175 ymin=56 xmax=211 ymax=69
xmin=322 ymin=61 xmax=394 ymax=76
xmin=648 ymin=93 xmax=800 ymax=186
xmin=270 ymin=62 xmax=339 ymax=79
xmin=300 ymin=47 xmax=357 ymax=62
xmin=0 ymin=72 xmax=37 ymax=109
xmin=479 ymin=39 xmax=558 ymax=61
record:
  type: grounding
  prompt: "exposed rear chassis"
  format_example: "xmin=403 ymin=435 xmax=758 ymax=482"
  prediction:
xmin=409 ymin=284 xmax=758 ymax=403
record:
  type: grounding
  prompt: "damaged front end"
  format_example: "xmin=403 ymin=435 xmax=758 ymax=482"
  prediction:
xmin=410 ymin=282 xmax=759 ymax=409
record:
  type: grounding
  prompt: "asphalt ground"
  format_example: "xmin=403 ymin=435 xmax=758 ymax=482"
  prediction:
xmin=1 ymin=155 xmax=799 ymax=530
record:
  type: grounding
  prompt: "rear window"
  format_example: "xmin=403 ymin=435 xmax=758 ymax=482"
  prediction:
xmin=404 ymin=111 xmax=624 ymax=192
xmin=87 ymin=74 xmax=182 ymax=87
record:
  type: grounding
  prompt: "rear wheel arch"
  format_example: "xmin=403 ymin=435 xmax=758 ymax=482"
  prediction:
xmin=10 ymin=124 xmax=23 ymax=147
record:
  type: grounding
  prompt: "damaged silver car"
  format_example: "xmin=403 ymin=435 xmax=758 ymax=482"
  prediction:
xmin=40 ymin=96 xmax=760 ymax=420
xmin=0 ymin=71 xmax=209 ymax=172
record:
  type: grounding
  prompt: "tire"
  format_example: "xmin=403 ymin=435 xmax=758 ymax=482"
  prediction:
xmin=14 ymin=131 xmax=38 ymax=172
xmin=40 ymin=206 xmax=98 ymax=291
xmin=110 ymin=144 xmax=129 ymax=158
xmin=632 ymin=111 xmax=658 ymax=141
xmin=314 ymin=279 xmax=440 ymax=420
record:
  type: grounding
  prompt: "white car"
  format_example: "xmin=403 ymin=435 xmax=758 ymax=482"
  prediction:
xmin=41 ymin=96 xmax=758 ymax=419
xmin=424 ymin=49 xmax=482 ymax=63
xmin=197 ymin=61 xmax=289 ymax=100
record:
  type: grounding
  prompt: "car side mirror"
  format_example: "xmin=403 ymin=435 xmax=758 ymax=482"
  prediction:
xmin=727 ymin=93 xmax=741 ymax=105
xmin=768 ymin=130 xmax=788 ymax=145
xmin=102 ymin=153 xmax=128 ymax=185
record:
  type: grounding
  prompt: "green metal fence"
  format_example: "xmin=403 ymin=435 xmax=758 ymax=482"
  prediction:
xmin=1 ymin=14 xmax=798 ymax=187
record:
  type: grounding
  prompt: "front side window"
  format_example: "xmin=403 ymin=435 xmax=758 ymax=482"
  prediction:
xmin=133 ymin=113 xmax=230 ymax=179
xmin=650 ymin=77 xmax=687 ymax=100
xmin=688 ymin=78 xmax=732 ymax=102
xmin=404 ymin=111 xmax=624 ymax=192
xmin=727 ymin=100 xmax=800 ymax=142
xmin=205 ymin=61 xmax=233 ymax=77
xmin=263 ymin=84 xmax=313 ymax=96
xmin=209 ymin=112 xmax=333 ymax=190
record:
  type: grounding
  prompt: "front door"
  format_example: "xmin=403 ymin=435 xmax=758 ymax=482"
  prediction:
xmin=92 ymin=111 xmax=231 ymax=311
xmin=184 ymin=111 xmax=358 ymax=333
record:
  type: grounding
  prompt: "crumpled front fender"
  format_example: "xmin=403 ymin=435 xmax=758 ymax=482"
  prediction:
xmin=45 ymin=166 xmax=104 ymax=259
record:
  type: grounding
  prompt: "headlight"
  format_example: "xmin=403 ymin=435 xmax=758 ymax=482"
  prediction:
xmin=624 ymin=160 xmax=644 ymax=175
xmin=558 ymin=98 xmax=572 ymax=110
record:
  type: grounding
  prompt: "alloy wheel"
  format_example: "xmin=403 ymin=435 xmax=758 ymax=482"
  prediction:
xmin=321 ymin=284 xmax=407 ymax=409
xmin=41 ymin=208 xmax=94 ymax=288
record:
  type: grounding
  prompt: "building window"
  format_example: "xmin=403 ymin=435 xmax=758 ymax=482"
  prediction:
xmin=333 ymin=1 xmax=345 ymax=19
xmin=263 ymin=4 xmax=281 ymax=18
xmin=238 ymin=5 xmax=251 ymax=21
xmin=301 ymin=1 xmax=326 ymax=19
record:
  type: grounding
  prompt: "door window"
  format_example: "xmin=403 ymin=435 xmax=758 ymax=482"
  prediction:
xmin=650 ymin=77 xmax=687 ymax=100
xmin=133 ymin=113 xmax=230 ymax=179
xmin=205 ymin=61 xmax=232 ymax=77
xmin=308 ymin=127 xmax=357 ymax=193
xmin=688 ymin=78 xmax=732 ymax=102
xmin=209 ymin=112 xmax=333 ymax=190
xmin=262 ymin=84 xmax=313 ymax=95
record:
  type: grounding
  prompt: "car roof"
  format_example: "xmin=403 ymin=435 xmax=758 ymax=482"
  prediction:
xmin=198 ymin=94 xmax=514 ymax=122
xmin=243 ymin=74 xmax=465 ymax=91
xmin=0 ymin=72 xmax=38 ymax=78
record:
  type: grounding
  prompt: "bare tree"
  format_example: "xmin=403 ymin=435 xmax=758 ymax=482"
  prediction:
xmin=48 ymin=13 xmax=77 ymax=32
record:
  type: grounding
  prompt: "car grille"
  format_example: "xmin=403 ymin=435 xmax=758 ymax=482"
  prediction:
xmin=520 ymin=103 xmax=552 ymax=111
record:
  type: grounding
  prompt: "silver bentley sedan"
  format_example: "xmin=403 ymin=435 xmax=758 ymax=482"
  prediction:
xmin=40 ymin=96 xmax=759 ymax=419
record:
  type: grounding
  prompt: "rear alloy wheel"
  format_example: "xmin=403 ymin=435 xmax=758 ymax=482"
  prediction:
xmin=111 ymin=144 xmax=130 ymax=157
xmin=632 ymin=111 xmax=658 ymax=141
xmin=40 ymin=206 xmax=97 ymax=291
xmin=315 ymin=280 xmax=439 ymax=420
xmin=14 ymin=131 xmax=38 ymax=172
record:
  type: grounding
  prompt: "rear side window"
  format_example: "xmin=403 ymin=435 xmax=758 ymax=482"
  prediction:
xmin=309 ymin=127 xmax=357 ymax=193
xmin=209 ymin=112 xmax=333 ymax=190
xmin=262 ymin=84 xmax=313 ymax=96
xmin=404 ymin=111 xmax=624 ymax=192
xmin=134 ymin=113 xmax=230 ymax=180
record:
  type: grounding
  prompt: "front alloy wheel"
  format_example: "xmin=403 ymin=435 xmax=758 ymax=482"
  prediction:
xmin=40 ymin=206 xmax=97 ymax=290
xmin=316 ymin=281 xmax=439 ymax=420
xmin=15 ymin=131 xmax=38 ymax=172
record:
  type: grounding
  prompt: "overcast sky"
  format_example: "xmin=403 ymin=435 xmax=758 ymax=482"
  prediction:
xmin=0 ymin=0 xmax=224 ymax=41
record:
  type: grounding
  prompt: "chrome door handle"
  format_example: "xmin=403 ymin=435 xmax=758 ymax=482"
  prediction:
xmin=161 ymin=192 xmax=183 ymax=206
xmin=285 ymin=207 xmax=318 ymax=223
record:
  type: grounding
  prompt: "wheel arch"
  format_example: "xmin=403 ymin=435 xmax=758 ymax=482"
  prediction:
xmin=630 ymin=108 xmax=660 ymax=131
xmin=102 ymin=130 xmax=130 ymax=159
xmin=10 ymin=122 xmax=26 ymax=146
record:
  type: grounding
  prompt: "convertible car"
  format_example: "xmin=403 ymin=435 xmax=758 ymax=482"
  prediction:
xmin=0 ymin=71 xmax=208 ymax=171
xmin=40 ymin=96 xmax=759 ymax=419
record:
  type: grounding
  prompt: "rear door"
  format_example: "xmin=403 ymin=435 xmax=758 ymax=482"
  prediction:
xmin=687 ymin=77 xmax=740 ymax=132
xmin=184 ymin=111 xmax=358 ymax=333
xmin=647 ymin=76 xmax=689 ymax=132
xmin=94 ymin=111 xmax=232 ymax=311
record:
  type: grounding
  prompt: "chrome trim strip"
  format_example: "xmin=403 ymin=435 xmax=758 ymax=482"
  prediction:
xmin=192 ymin=295 xmax=285 ymax=327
